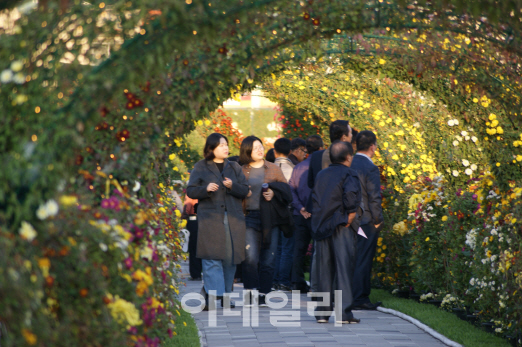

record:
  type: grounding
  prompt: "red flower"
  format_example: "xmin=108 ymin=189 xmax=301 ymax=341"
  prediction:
xmin=303 ymin=13 xmax=310 ymax=20
xmin=312 ymin=18 xmax=320 ymax=26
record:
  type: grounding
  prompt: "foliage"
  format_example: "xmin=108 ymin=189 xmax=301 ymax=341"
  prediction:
xmin=3 ymin=0 xmax=522 ymax=345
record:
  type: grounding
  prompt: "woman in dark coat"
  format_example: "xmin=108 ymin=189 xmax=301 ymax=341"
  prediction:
xmin=187 ymin=133 xmax=249 ymax=308
xmin=240 ymin=136 xmax=293 ymax=307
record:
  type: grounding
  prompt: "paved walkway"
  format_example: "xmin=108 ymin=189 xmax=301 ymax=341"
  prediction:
xmin=178 ymin=261 xmax=447 ymax=347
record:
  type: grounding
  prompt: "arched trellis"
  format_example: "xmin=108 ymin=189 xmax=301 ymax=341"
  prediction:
xmin=2 ymin=1 xmax=522 ymax=345
xmin=2 ymin=0 xmax=522 ymax=226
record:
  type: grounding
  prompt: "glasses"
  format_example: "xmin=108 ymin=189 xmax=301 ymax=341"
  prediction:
xmin=253 ymin=146 xmax=265 ymax=152
xmin=298 ymin=148 xmax=308 ymax=154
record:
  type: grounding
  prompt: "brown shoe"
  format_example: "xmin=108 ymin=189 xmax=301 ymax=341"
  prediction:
xmin=335 ymin=318 xmax=360 ymax=324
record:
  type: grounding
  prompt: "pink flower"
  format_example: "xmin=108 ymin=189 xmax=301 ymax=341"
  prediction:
xmin=124 ymin=257 xmax=133 ymax=269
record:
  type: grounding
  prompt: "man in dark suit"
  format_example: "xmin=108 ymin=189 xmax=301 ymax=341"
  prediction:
xmin=350 ymin=130 xmax=384 ymax=310
xmin=311 ymin=141 xmax=362 ymax=324
xmin=306 ymin=120 xmax=352 ymax=294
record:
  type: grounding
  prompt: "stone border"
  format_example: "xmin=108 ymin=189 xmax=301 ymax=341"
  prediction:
xmin=377 ymin=306 xmax=463 ymax=347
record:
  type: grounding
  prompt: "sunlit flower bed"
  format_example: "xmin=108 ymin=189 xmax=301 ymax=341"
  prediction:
xmin=374 ymin=173 xmax=522 ymax=338
xmin=0 ymin=179 xmax=187 ymax=346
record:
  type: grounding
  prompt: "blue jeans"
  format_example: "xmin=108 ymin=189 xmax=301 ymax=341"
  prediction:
xmin=201 ymin=213 xmax=236 ymax=296
xmin=242 ymin=211 xmax=279 ymax=294
xmin=273 ymin=230 xmax=295 ymax=287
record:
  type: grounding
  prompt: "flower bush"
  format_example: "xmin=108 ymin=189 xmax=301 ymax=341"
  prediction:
xmin=0 ymin=181 xmax=187 ymax=346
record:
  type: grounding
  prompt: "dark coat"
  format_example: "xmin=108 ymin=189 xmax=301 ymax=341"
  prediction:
xmin=311 ymin=164 xmax=363 ymax=241
xmin=350 ymin=155 xmax=384 ymax=226
xmin=186 ymin=159 xmax=249 ymax=263
xmin=307 ymin=149 xmax=325 ymax=189
xmin=260 ymin=182 xmax=294 ymax=246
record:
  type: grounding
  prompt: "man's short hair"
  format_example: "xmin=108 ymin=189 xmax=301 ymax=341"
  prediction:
xmin=356 ymin=130 xmax=377 ymax=151
xmin=274 ymin=138 xmax=291 ymax=156
xmin=329 ymin=120 xmax=350 ymax=143
xmin=306 ymin=135 xmax=323 ymax=155
xmin=329 ymin=141 xmax=354 ymax=164
xmin=291 ymin=138 xmax=306 ymax=151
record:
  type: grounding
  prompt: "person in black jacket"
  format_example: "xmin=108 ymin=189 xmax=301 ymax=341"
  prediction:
xmin=306 ymin=119 xmax=353 ymax=295
xmin=350 ymin=130 xmax=384 ymax=310
xmin=311 ymin=141 xmax=362 ymax=324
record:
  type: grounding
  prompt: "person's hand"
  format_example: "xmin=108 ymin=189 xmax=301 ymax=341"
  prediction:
xmin=263 ymin=188 xmax=274 ymax=201
xmin=246 ymin=185 xmax=252 ymax=197
xmin=223 ymin=177 xmax=233 ymax=189
xmin=206 ymin=183 xmax=219 ymax=192
xmin=375 ymin=223 xmax=382 ymax=229
xmin=346 ymin=212 xmax=356 ymax=228
xmin=300 ymin=207 xmax=311 ymax=219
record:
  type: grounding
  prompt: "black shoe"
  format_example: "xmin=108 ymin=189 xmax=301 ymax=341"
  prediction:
xmin=259 ymin=294 xmax=267 ymax=307
xmin=221 ymin=298 xmax=236 ymax=309
xmin=352 ymin=302 xmax=382 ymax=310
xmin=201 ymin=287 xmax=209 ymax=311
xmin=189 ymin=277 xmax=202 ymax=281
xmin=278 ymin=284 xmax=292 ymax=292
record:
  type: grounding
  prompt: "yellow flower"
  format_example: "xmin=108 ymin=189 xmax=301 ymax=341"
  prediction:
xmin=22 ymin=329 xmax=37 ymax=345
xmin=59 ymin=195 xmax=78 ymax=207
xmin=175 ymin=209 xmax=182 ymax=218
xmin=107 ymin=294 xmax=143 ymax=327
xmin=379 ymin=59 xmax=386 ymax=65
xmin=442 ymin=216 xmax=448 ymax=222
xmin=425 ymin=237 xmax=430 ymax=242
xmin=38 ymin=258 xmax=51 ymax=277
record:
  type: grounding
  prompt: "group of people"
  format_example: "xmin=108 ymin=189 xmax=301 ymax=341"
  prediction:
xmin=183 ymin=119 xmax=383 ymax=323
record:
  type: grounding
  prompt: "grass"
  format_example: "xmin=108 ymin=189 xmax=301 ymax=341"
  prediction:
xmin=163 ymin=300 xmax=200 ymax=347
xmin=370 ymin=289 xmax=511 ymax=347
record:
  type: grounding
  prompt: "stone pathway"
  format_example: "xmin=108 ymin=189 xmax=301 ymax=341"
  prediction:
xmin=178 ymin=261 xmax=447 ymax=347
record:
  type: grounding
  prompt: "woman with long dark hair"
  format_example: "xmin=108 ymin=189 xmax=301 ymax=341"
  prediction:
xmin=240 ymin=136 xmax=293 ymax=306
xmin=187 ymin=133 xmax=249 ymax=309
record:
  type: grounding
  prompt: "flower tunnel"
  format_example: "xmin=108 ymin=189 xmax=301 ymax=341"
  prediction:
xmin=1 ymin=0 xmax=522 ymax=345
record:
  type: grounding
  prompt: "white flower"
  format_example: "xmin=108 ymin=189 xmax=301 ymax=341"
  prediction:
xmin=141 ymin=246 xmax=153 ymax=261
xmin=452 ymin=170 xmax=459 ymax=177
xmin=454 ymin=119 xmax=459 ymax=125
xmin=10 ymin=60 xmax=23 ymax=72
xmin=1 ymin=69 xmax=13 ymax=83
xmin=36 ymin=199 xmax=59 ymax=220
xmin=465 ymin=136 xmax=470 ymax=141
xmin=99 ymin=243 xmax=108 ymax=251
xmin=13 ymin=72 xmax=25 ymax=84
xmin=456 ymin=135 xmax=463 ymax=141
xmin=19 ymin=221 xmax=37 ymax=241
xmin=133 ymin=181 xmax=141 ymax=192
xmin=471 ymin=136 xmax=478 ymax=143
xmin=453 ymin=140 xmax=459 ymax=146
xmin=470 ymin=164 xmax=477 ymax=171
xmin=461 ymin=131 xmax=468 ymax=136
xmin=465 ymin=168 xmax=473 ymax=176
xmin=462 ymin=159 xmax=470 ymax=167
xmin=448 ymin=120 xmax=455 ymax=126
xmin=46 ymin=200 xmax=59 ymax=216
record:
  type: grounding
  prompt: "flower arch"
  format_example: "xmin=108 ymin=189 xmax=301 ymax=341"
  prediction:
xmin=2 ymin=0 xmax=522 ymax=345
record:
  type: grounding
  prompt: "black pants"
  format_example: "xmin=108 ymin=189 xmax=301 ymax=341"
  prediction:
xmin=187 ymin=218 xmax=202 ymax=279
xmin=315 ymin=226 xmax=357 ymax=321
xmin=291 ymin=214 xmax=312 ymax=289
xmin=352 ymin=223 xmax=379 ymax=306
